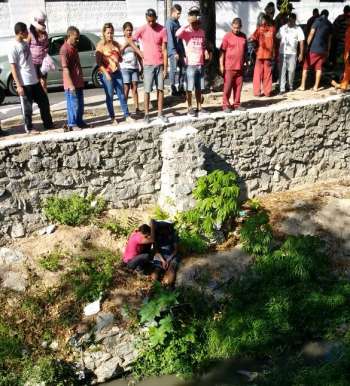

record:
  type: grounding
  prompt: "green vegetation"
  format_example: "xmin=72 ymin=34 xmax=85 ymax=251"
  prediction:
xmin=67 ymin=250 xmax=120 ymax=302
xmin=102 ymin=218 xmax=131 ymax=237
xmin=152 ymin=206 xmax=170 ymax=221
xmin=134 ymin=208 xmax=350 ymax=384
xmin=43 ymin=194 xmax=105 ymax=226
xmin=39 ymin=250 xmax=67 ymax=272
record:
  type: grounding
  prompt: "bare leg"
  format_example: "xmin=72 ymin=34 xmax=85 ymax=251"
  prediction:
xmin=162 ymin=266 xmax=176 ymax=286
xmin=186 ymin=91 xmax=192 ymax=111
xmin=299 ymin=70 xmax=308 ymax=90
xmin=157 ymin=90 xmax=164 ymax=115
xmin=124 ymin=83 xmax=130 ymax=101
xmin=144 ymin=92 xmax=150 ymax=115
xmin=313 ymin=70 xmax=322 ymax=91
xmin=131 ymin=81 xmax=139 ymax=111
xmin=195 ymin=90 xmax=202 ymax=110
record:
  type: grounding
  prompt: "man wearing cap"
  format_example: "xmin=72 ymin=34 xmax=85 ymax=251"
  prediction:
xmin=133 ymin=8 xmax=169 ymax=124
xmin=176 ymin=6 xmax=210 ymax=117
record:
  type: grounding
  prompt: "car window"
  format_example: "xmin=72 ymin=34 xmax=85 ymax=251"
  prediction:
xmin=78 ymin=35 xmax=93 ymax=52
xmin=49 ymin=36 xmax=65 ymax=56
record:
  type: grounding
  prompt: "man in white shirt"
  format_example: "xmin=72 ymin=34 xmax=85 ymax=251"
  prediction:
xmin=277 ymin=13 xmax=305 ymax=93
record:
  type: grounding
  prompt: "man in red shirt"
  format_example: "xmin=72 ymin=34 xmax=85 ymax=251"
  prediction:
xmin=250 ymin=14 xmax=276 ymax=97
xmin=220 ymin=18 xmax=247 ymax=112
xmin=60 ymin=26 xmax=88 ymax=130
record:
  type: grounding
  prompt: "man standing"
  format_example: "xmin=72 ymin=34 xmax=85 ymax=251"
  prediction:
xmin=134 ymin=9 xmax=168 ymax=124
xmin=220 ymin=18 xmax=247 ymax=112
xmin=277 ymin=13 xmax=304 ymax=93
xmin=60 ymin=26 xmax=88 ymax=130
xmin=250 ymin=14 xmax=276 ymax=97
xmin=299 ymin=10 xmax=332 ymax=92
xmin=166 ymin=4 xmax=185 ymax=96
xmin=332 ymin=6 xmax=350 ymax=65
xmin=176 ymin=6 xmax=210 ymax=117
xmin=8 ymin=22 xmax=53 ymax=134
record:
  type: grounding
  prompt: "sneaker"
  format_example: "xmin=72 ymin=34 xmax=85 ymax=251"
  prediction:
xmin=188 ymin=108 xmax=197 ymax=117
xmin=223 ymin=108 xmax=233 ymax=114
xmin=143 ymin=114 xmax=150 ymax=124
xmin=125 ymin=116 xmax=135 ymax=123
xmin=78 ymin=122 xmax=91 ymax=129
xmin=157 ymin=115 xmax=169 ymax=124
xmin=235 ymin=106 xmax=247 ymax=112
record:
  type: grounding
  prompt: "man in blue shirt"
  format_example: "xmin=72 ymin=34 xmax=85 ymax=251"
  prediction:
xmin=166 ymin=4 xmax=186 ymax=96
xmin=300 ymin=9 xmax=333 ymax=91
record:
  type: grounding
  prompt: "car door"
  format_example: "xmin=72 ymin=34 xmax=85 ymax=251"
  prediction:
xmin=77 ymin=34 xmax=96 ymax=82
xmin=47 ymin=35 xmax=65 ymax=86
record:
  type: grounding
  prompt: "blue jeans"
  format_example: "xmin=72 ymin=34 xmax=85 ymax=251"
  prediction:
xmin=64 ymin=88 xmax=84 ymax=128
xmin=169 ymin=54 xmax=185 ymax=89
xmin=100 ymin=70 xmax=130 ymax=119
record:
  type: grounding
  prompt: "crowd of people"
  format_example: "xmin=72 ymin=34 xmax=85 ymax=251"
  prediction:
xmin=1 ymin=2 xmax=350 ymax=136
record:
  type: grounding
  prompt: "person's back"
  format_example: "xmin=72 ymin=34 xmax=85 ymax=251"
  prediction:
xmin=310 ymin=15 xmax=332 ymax=55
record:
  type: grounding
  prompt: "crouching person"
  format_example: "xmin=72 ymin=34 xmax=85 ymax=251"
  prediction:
xmin=123 ymin=224 xmax=154 ymax=271
xmin=152 ymin=221 xmax=180 ymax=286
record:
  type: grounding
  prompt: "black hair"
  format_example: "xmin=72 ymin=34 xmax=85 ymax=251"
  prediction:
xmin=123 ymin=21 xmax=133 ymax=31
xmin=66 ymin=25 xmax=80 ymax=36
xmin=232 ymin=17 xmax=242 ymax=27
xmin=14 ymin=22 xmax=27 ymax=35
xmin=320 ymin=9 xmax=329 ymax=18
xmin=172 ymin=4 xmax=182 ymax=13
xmin=344 ymin=5 xmax=350 ymax=14
xmin=313 ymin=8 xmax=319 ymax=16
xmin=139 ymin=224 xmax=151 ymax=235
xmin=289 ymin=12 xmax=297 ymax=21
xmin=266 ymin=2 xmax=275 ymax=7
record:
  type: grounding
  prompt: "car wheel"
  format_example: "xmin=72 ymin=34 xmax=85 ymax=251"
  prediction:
xmin=92 ymin=68 xmax=102 ymax=88
xmin=8 ymin=76 xmax=17 ymax=96
xmin=0 ymin=88 xmax=5 ymax=105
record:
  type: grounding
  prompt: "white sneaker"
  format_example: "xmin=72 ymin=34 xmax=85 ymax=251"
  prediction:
xmin=125 ymin=116 xmax=135 ymax=123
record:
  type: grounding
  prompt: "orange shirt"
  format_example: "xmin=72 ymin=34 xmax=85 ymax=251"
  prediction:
xmin=251 ymin=25 xmax=276 ymax=60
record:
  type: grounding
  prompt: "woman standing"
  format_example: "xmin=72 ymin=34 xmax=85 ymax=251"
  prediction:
xmin=96 ymin=23 xmax=134 ymax=124
xmin=28 ymin=10 xmax=49 ymax=92
xmin=120 ymin=22 xmax=143 ymax=115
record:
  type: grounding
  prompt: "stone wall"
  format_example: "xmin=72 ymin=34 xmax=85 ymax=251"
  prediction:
xmin=0 ymin=95 xmax=349 ymax=239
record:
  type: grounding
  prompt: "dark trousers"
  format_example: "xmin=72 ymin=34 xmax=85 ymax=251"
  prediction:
xmin=126 ymin=253 xmax=151 ymax=270
xmin=20 ymin=83 xmax=52 ymax=131
xmin=169 ymin=54 xmax=185 ymax=89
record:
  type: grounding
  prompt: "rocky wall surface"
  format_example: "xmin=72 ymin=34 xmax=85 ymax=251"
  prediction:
xmin=0 ymin=95 xmax=349 ymax=239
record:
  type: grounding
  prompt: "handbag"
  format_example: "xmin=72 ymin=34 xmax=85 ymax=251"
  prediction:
xmin=40 ymin=54 xmax=56 ymax=75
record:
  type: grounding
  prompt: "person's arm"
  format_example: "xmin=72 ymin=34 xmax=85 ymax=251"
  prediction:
xmin=9 ymin=63 xmax=24 ymax=96
xmin=163 ymin=41 xmax=168 ymax=79
xmin=60 ymin=45 xmax=76 ymax=91
xmin=219 ymin=49 xmax=225 ymax=75
xmin=175 ymin=24 xmax=189 ymax=41
xmin=298 ymin=40 xmax=305 ymax=62
xmin=307 ymin=28 xmax=315 ymax=47
xmin=249 ymin=27 xmax=259 ymax=42
xmin=95 ymin=42 xmax=111 ymax=81
xmin=127 ymin=39 xmax=144 ymax=59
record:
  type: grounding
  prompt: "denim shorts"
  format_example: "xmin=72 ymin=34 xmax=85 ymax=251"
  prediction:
xmin=186 ymin=65 xmax=204 ymax=91
xmin=143 ymin=65 xmax=164 ymax=92
xmin=121 ymin=68 xmax=139 ymax=84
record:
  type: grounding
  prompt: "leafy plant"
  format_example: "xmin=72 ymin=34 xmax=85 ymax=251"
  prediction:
xmin=176 ymin=170 xmax=240 ymax=237
xmin=39 ymin=250 xmax=66 ymax=272
xmin=178 ymin=230 xmax=208 ymax=255
xmin=103 ymin=219 xmax=131 ymax=237
xmin=43 ymin=194 xmax=105 ymax=226
xmin=247 ymin=197 xmax=262 ymax=211
xmin=67 ymin=250 xmax=120 ymax=302
xmin=153 ymin=206 xmax=170 ymax=221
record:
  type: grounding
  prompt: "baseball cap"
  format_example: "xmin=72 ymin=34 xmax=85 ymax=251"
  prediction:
xmin=188 ymin=6 xmax=200 ymax=16
xmin=146 ymin=8 xmax=157 ymax=17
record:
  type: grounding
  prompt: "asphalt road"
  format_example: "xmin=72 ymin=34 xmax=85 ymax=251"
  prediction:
xmin=0 ymin=85 xmax=106 ymax=121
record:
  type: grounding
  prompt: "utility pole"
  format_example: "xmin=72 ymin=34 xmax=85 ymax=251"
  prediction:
xmin=164 ymin=0 xmax=172 ymax=24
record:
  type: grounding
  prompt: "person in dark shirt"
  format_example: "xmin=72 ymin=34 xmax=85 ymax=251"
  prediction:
xmin=331 ymin=5 xmax=350 ymax=65
xmin=166 ymin=4 xmax=186 ymax=96
xmin=306 ymin=8 xmax=319 ymax=37
xmin=299 ymin=10 xmax=332 ymax=91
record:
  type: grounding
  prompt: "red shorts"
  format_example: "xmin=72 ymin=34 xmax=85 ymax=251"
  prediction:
xmin=303 ymin=52 xmax=326 ymax=71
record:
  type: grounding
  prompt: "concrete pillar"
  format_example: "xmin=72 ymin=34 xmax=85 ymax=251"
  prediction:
xmin=159 ymin=126 xmax=207 ymax=215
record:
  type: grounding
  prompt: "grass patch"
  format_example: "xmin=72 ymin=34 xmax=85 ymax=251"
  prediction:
xmin=39 ymin=250 xmax=67 ymax=272
xmin=43 ymin=194 xmax=105 ymax=226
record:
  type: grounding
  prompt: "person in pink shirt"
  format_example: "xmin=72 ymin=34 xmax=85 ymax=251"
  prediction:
xmin=176 ymin=6 xmax=210 ymax=117
xmin=123 ymin=223 xmax=155 ymax=271
xmin=220 ymin=18 xmax=247 ymax=112
xmin=133 ymin=9 xmax=168 ymax=124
